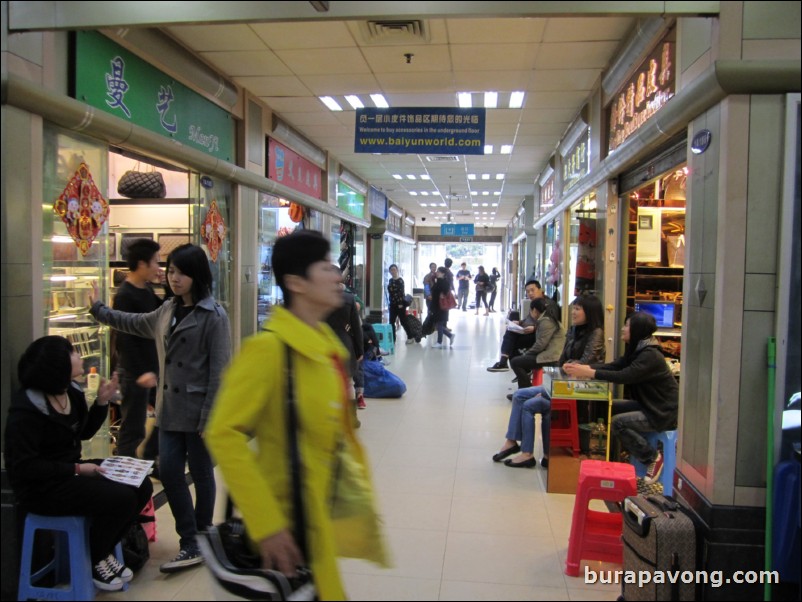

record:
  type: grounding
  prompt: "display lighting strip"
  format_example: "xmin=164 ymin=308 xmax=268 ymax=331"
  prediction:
xmin=320 ymin=94 xmax=390 ymax=111
xmin=457 ymin=91 xmax=525 ymax=109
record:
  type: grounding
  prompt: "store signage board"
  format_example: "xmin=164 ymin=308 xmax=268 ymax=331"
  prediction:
xmin=267 ymin=138 xmax=323 ymax=200
xmin=539 ymin=174 xmax=555 ymax=216
xmin=562 ymin=129 xmax=589 ymax=191
xmin=368 ymin=186 xmax=388 ymax=220
xmin=73 ymin=32 xmax=235 ymax=162
xmin=354 ymin=108 xmax=486 ymax=155
xmin=337 ymin=181 xmax=366 ymax=220
xmin=441 ymin=224 xmax=475 ymax=237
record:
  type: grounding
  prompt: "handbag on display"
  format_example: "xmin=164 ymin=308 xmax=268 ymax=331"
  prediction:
xmin=439 ymin=291 xmax=458 ymax=310
xmin=117 ymin=165 xmax=167 ymax=199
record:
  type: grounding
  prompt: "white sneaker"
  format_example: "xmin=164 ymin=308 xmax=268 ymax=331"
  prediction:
xmin=405 ymin=338 xmax=414 ymax=345
xmin=106 ymin=553 xmax=133 ymax=582
xmin=431 ymin=342 xmax=443 ymax=348
xmin=93 ymin=558 xmax=124 ymax=591
xmin=449 ymin=333 xmax=456 ymax=347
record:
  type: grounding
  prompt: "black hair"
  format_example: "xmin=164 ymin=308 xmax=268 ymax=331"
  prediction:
xmin=272 ymin=230 xmax=330 ymax=308
xmin=389 ymin=264 xmax=398 ymax=271
xmin=525 ymin=279 xmax=542 ymax=290
xmin=436 ymin=266 xmax=447 ymax=275
xmin=571 ymin=295 xmax=604 ymax=332
xmin=444 ymin=258 xmax=453 ymax=268
xmin=625 ymin=311 xmax=658 ymax=359
xmin=429 ymin=262 xmax=437 ymax=269
xmin=477 ymin=265 xmax=485 ymax=273
xmin=165 ymin=244 xmax=213 ymax=304
xmin=125 ymin=238 xmax=161 ymax=272
xmin=18 ymin=335 xmax=75 ymax=394
xmin=530 ymin=297 xmax=548 ymax=314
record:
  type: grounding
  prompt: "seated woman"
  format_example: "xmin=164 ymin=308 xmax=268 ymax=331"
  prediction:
xmin=4 ymin=336 xmax=153 ymax=591
xmin=494 ymin=295 xmax=605 ymax=468
xmin=508 ymin=297 xmax=566 ymax=391
xmin=563 ymin=312 xmax=678 ymax=484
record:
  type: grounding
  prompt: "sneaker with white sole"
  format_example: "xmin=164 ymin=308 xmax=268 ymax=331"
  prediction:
xmin=487 ymin=361 xmax=510 ymax=372
xmin=644 ymin=451 xmax=664 ymax=485
xmin=431 ymin=342 xmax=443 ymax=348
xmin=160 ymin=547 xmax=204 ymax=573
xmin=105 ymin=553 xmax=133 ymax=582
xmin=357 ymin=394 xmax=366 ymax=410
xmin=449 ymin=333 xmax=455 ymax=347
xmin=93 ymin=558 xmax=124 ymax=591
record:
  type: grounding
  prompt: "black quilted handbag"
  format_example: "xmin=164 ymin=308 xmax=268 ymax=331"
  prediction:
xmin=117 ymin=169 xmax=166 ymax=199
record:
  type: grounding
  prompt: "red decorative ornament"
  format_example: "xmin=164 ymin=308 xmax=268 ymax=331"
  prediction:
xmin=53 ymin=162 xmax=109 ymax=256
xmin=202 ymin=200 xmax=226 ymax=263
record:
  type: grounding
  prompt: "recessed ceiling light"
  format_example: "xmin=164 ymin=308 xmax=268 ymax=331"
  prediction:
xmin=484 ymin=145 xmax=493 ymax=155
xmin=484 ymin=91 xmax=498 ymax=108
xmin=320 ymin=96 xmax=343 ymax=111
xmin=406 ymin=175 xmax=416 ymax=180
xmin=345 ymin=95 xmax=364 ymax=109
xmin=500 ymin=145 xmax=513 ymax=155
xmin=371 ymin=94 xmax=389 ymax=108
xmin=493 ymin=192 xmax=501 ymax=196
xmin=482 ymin=203 xmax=489 ymax=207
xmin=492 ymin=203 xmax=499 ymax=206
xmin=472 ymin=203 xmax=479 ymax=207
xmin=482 ymin=191 xmax=489 ymax=196
xmin=410 ymin=191 xmax=418 ymax=196
xmin=509 ymin=91 xmax=525 ymax=109
xmin=467 ymin=174 xmax=476 ymax=180
xmin=393 ymin=174 xmax=403 ymax=180
xmin=458 ymin=92 xmax=472 ymax=108
xmin=421 ymin=174 xmax=431 ymax=180
xmin=496 ymin=174 xmax=504 ymax=180
xmin=420 ymin=203 xmax=427 ymax=207
xmin=482 ymin=174 xmax=490 ymax=180
xmin=471 ymin=191 xmax=478 ymax=196
xmin=421 ymin=191 xmax=429 ymax=196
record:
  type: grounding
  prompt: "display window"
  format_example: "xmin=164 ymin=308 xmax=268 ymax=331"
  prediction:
xmin=256 ymin=194 xmax=296 ymax=329
xmin=568 ymin=194 xmax=602 ymax=301
xmin=543 ymin=218 xmax=564 ymax=306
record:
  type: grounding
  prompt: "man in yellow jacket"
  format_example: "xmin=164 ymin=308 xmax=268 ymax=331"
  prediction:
xmin=206 ymin=230 xmax=388 ymax=600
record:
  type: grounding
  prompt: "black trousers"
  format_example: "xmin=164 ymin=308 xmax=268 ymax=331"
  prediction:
xmin=23 ymin=462 xmax=153 ymax=563
xmin=500 ymin=331 xmax=536 ymax=357
xmin=510 ymin=355 xmax=558 ymax=388
xmin=389 ymin=305 xmax=411 ymax=342
xmin=117 ymin=370 xmax=158 ymax=459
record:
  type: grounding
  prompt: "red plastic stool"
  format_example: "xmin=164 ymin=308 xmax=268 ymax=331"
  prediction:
xmin=550 ymin=398 xmax=579 ymax=457
xmin=531 ymin=368 xmax=543 ymax=386
xmin=564 ymin=460 xmax=637 ymax=576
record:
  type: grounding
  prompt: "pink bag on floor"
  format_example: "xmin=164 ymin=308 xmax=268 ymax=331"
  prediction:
xmin=141 ymin=497 xmax=157 ymax=542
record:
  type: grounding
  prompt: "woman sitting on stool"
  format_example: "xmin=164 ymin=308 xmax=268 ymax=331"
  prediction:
xmin=563 ymin=312 xmax=678 ymax=485
xmin=494 ymin=295 xmax=605 ymax=468
xmin=4 ymin=336 xmax=153 ymax=591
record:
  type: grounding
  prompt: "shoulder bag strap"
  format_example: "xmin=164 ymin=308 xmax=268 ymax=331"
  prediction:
xmin=283 ymin=343 xmax=310 ymax=561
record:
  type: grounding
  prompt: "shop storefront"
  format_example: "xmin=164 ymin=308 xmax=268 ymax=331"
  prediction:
xmin=383 ymin=203 xmax=415 ymax=312
xmin=336 ymin=174 xmax=368 ymax=305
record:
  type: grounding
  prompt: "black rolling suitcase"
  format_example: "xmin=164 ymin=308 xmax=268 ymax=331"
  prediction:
xmin=621 ymin=494 xmax=698 ymax=601
xmin=404 ymin=313 xmax=422 ymax=341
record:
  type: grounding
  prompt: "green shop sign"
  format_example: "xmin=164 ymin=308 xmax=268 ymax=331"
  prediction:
xmin=73 ymin=31 xmax=235 ymax=162
xmin=337 ymin=181 xmax=366 ymax=220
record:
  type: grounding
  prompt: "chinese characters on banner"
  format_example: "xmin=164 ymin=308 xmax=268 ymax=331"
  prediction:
xmin=267 ymin=138 xmax=323 ymax=200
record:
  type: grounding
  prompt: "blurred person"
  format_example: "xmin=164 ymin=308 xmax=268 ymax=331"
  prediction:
xmin=487 ymin=267 xmax=501 ymax=312
xmin=387 ymin=264 xmax=415 ymax=344
xmin=422 ymin=262 xmax=437 ymax=315
xmin=4 ymin=336 xmax=151 ymax=591
xmin=474 ymin=266 xmax=490 ymax=316
xmin=456 ymin=262 xmax=472 ymax=311
xmin=90 ymin=244 xmax=231 ymax=573
xmin=430 ymin=267 xmax=456 ymax=348
xmin=206 ymin=230 xmax=387 ymax=600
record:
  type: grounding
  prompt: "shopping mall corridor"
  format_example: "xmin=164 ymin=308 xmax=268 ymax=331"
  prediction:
xmin=97 ymin=311 xmax=620 ymax=601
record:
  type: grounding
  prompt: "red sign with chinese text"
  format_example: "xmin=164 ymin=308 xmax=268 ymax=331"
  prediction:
xmin=267 ymin=138 xmax=323 ymax=200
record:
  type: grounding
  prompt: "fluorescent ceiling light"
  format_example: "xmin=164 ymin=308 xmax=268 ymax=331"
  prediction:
xmin=496 ymin=174 xmax=504 ymax=180
xmin=421 ymin=191 xmax=429 ymax=196
xmin=472 ymin=203 xmax=479 ymax=207
xmin=393 ymin=174 xmax=402 ymax=180
xmin=420 ymin=203 xmax=427 ymax=207
xmin=406 ymin=175 xmax=416 ymax=180
xmin=482 ymin=174 xmax=490 ymax=180
xmin=345 ymin=95 xmax=364 ymax=109
xmin=471 ymin=191 xmax=478 ymax=196
xmin=492 ymin=203 xmax=499 ymax=206
xmin=482 ymin=192 xmax=489 ymax=196
xmin=493 ymin=192 xmax=501 ymax=196
xmin=484 ymin=92 xmax=498 ymax=108
xmin=371 ymin=94 xmax=389 ymax=108
xmin=458 ymin=92 xmax=472 ymax=108
xmin=410 ymin=191 xmax=418 ymax=196
xmin=482 ymin=203 xmax=489 ymax=207
xmin=500 ymin=145 xmax=513 ymax=154
xmin=320 ymin=96 xmax=343 ymax=111
xmin=421 ymin=174 xmax=431 ymax=180
xmin=468 ymin=174 xmax=476 ymax=180
xmin=509 ymin=91 xmax=525 ymax=109
xmin=484 ymin=145 xmax=493 ymax=155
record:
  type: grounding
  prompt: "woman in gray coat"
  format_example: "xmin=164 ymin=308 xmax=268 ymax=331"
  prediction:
xmin=90 ymin=244 xmax=231 ymax=573
xmin=509 ymin=297 xmax=566 ymax=389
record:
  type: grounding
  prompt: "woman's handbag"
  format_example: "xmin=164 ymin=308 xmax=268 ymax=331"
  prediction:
xmin=117 ymin=166 xmax=166 ymax=199
xmin=439 ymin=291 xmax=458 ymax=310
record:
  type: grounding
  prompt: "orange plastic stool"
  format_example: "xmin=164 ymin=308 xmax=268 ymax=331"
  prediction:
xmin=550 ymin=398 xmax=579 ymax=457
xmin=531 ymin=368 xmax=543 ymax=386
xmin=564 ymin=460 xmax=637 ymax=576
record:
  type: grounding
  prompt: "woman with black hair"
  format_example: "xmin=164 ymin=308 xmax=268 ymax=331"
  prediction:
xmin=564 ymin=311 xmax=678 ymax=485
xmin=509 ymin=297 xmax=566 ymax=389
xmin=90 ymin=244 xmax=231 ymax=573
xmin=430 ymin=267 xmax=456 ymax=348
xmin=494 ymin=295 xmax=605 ymax=468
xmin=4 ymin=336 xmax=152 ymax=591
xmin=487 ymin=267 xmax=501 ymax=312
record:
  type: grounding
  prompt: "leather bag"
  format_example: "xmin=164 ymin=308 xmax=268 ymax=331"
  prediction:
xmin=117 ymin=169 xmax=166 ymax=199
xmin=439 ymin=292 xmax=457 ymax=310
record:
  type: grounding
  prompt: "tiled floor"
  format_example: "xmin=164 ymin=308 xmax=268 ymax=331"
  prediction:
xmin=98 ymin=311 xmax=622 ymax=601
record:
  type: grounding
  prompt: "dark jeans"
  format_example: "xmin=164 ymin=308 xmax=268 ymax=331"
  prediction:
xmin=488 ymin=288 xmax=498 ymax=310
xmin=457 ymin=287 xmax=470 ymax=310
xmin=389 ymin=305 xmax=411 ymax=342
xmin=117 ymin=370 xmax=157 ymax=458
xmin=611 ymin=399 xmax=658 ymax=464
xmin=159 ymin=430 xmax=216 ymax=550
xmin=24 ymin=461 xmax=153 ymax=563
xmin=510 ymin=355 xmax=557 ymax=388
xmin=475 ymin=290 xmax=488 ymax=310
xmin=436 ymin=320 xmax=452 ymax=344
xmin=500 ymin=331 xmax=536 ymax=358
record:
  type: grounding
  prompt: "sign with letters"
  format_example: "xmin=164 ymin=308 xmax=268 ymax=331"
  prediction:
xmin=441 ymin=223 xmax=475 ymax=237
xmin=355 ymin=108 xmax=485 ymax=155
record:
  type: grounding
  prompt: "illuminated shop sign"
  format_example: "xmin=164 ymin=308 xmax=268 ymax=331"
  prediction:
xmin=540 ymin=175 xmax=555 ymax=216
xmin=608 ymin=33 xmax=676 ymax=153
xmin=562 ymin=129 xmax=589 ymax=191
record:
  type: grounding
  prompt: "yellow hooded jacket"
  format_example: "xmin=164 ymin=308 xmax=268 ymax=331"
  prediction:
xmin=206 ymin=306 xmax=387 ymax=600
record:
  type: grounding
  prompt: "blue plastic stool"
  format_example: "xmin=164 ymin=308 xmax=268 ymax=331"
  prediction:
xmin=372 ymin=323 xmax=395 ymax=355
xmin=18 ymin=513 xmax=127 ymax=601
xmin=630 ymin=430 xmax=678 ymax=496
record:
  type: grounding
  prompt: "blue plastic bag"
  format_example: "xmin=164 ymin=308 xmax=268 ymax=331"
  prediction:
xmin=363 ymin=359 xmax=407 ymax=398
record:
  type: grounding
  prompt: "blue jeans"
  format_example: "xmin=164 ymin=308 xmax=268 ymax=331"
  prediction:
xmin=611 ymin=400 xmax=658 ymax=464
xmin=506 ymin=386 xmax=551 ymax=454
xmin=436 ymin=320 xmax=452 ymax=344
xmin=457 ymin=287 xmax=469 ymax=310
xmin=159 ymin=429 xmax=216 ymax=550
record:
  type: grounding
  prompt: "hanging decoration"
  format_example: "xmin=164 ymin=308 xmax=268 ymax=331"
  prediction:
xmin=53 ymin=162 xmax=109 ymax=256
xmin=202 ymin=200 xmax=227 ymax=263
xmin=288 ymin=202 xmax=305 ymax=223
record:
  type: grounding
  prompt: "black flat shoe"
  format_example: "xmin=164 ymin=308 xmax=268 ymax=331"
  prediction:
xmin=504 ymin=457 xmax=537 ymax=468
xmin=506 ymin=393 xmax=513 ymax=401
xmin=492 ymin=444 xmax=520 ymax=462
xmin=540 ymin=457 xmax=549 ymax=469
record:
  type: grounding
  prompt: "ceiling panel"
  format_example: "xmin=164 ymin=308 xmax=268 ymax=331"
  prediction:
xmin=445 ymin=18 xmax=547 ymax=44
xmin=169 ymin=25 xmax=265 ymax=51
xmin=534 ymin=41 xmax=622 ymax=69
xmin=361 ymin=45 xmax=452 ymax=73
xmin=274 ymin=48 xmax=372 ymax=75
xmin=376 ymin=72 xmax=456 ymax=93
xmin=201 ymin=50 xmax=291 ymax=77
xmin=297 ymin=73 xmax=382 ymax=96
xmin=542 ymin=17 xmax=634 ymax=42
xmin=250 ymin=21 xmax=355 ymax=50
xmin=234 ymin=76 xmax=309 ymax=97
xmin=451 ymin=43 xmax=540 ymax=71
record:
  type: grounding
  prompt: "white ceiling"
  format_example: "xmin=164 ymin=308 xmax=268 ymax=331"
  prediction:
xmin=168 ymin=15 xmax=634 ymax=227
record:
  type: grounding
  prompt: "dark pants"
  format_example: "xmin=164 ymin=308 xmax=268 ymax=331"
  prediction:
xmin=611 ymin=399 xmax=659 ymax=464
xmin=159 ymin=430 xmax=216 ymax=550
xmin=510 ymin=355 xmax=557 ymax=388
xmin=24 ymin=463 xmax=153 ymax=563
xmin=488 ymin=288 xmax=498 ymax=310
xmin=500 ymin=331 xmax=536 ymax=358
xmin=117 ymin=370 xmax=158 ymax=459
xmin=475 ymin=290 xmax=488 ymax=310
xmin=389 ymin=305 xmax=411 ymax=342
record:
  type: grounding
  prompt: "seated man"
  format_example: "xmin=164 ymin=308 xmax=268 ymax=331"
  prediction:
xmin=487 ymin=280 xmax=555 ymax=372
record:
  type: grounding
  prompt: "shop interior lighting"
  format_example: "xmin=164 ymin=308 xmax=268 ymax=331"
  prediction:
xmin=319 ymin=96 xmax=343 ymax=111
xmin=345 ymin=95 xmax=364 ymax=109
xmin=484 ymin=92 xmax=498 ymax=108
xmin=50 ymin=275 xmax=78 ymax=281
xmin=500 ymin=145 xmax=513 ymax=154
xmin=370 ymin=94 xmax=389 ymax=108
xmin=509 ymin=91 xmax=525 ymax=108
xmin=484 ymin=145 xmax=493 ymax=155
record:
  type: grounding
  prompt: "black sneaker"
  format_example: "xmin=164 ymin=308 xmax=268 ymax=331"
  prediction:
xmin=487 ymin=362 xmax=509 ymax=372
xmin=93 ymin=558 xmax=124 ymax=591
xmin=105 ymin=553 xmax=133 ymax=582
xmin=159 ymin=547 xmax=204 ymax=573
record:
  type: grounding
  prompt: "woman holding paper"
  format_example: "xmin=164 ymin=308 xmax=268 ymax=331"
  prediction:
xmin=4 ymin=336 xmax=153 ymax=591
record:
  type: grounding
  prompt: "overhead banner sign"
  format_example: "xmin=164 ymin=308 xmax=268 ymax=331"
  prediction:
xmin=441 ymin=223 xmax=475 ymax=237
xmin=355 ymin=107 xmax=485 ymax=155
xmin=267 ymin=138 xmax=323 ymax=200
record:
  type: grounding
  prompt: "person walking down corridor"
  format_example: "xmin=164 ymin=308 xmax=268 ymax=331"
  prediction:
xmin=206 ymin=230 xmax=388 ymax=600
xmin=431 ymin=267 xmax=456 ymax=348
xmin=90 ymin=244 xmax=231 ymax=574
xmin=456 ymin=262 xmax=472 ymax=311
xmin=387 ymin=264 xmax=416 ymax=344
xmin=474 ymin=266 xmax=490 ymax=316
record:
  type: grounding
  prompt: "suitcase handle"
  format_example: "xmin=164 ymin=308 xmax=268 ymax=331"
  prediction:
xmin=624 ymin=497 xmax=653 ymax=537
